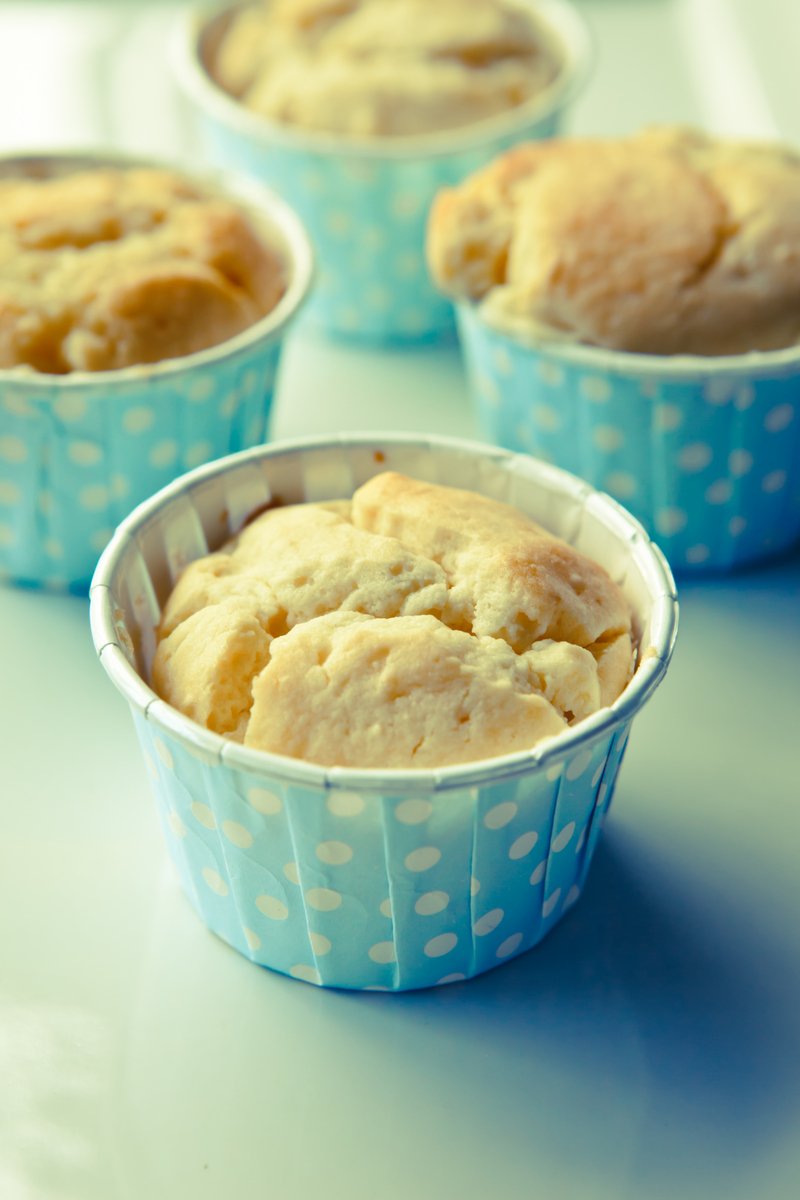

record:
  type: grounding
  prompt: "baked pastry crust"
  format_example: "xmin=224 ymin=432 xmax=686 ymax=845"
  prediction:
xmin=211 ymin=0 xmax=559 ymax=137
xmin=0 ymin=167 xmax=286 ymax=373
xmin=153 ymin=472 xmax=634 ymax=768
xmin=427 ymin=127 xmax=800 ymax=355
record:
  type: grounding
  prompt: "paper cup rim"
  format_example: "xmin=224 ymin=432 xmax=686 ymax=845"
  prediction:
xmin=0 ymin=149 xmax=314 ymax=390
xmin=173 ymin=0 xmax=592 ymax=161
xmin=456 ymin=301 xmax=800 ymax=379
xmin=90 ymin=432 xmax=678 ymax=793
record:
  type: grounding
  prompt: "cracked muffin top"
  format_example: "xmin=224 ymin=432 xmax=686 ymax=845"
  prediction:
xmin=209 ymin=0 xmax=560 ymax=138
xmin=0 ymin=166 xmax=287 ymax=373
xmin=427 ymin=126 xmax=800 ymax=355
xmin=152 ymin=472 xmax=634 ymax=769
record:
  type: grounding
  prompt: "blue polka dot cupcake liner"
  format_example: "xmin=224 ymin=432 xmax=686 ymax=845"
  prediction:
xmin=0 ymin=154 xmax=313 ymax=591
xmin=174 ymin=0 xmax=590 ymax=344
xmin=90 ymin=434 xmax=678 ymax=991
xmin=456 ymin=304 xmax=800 ymax=572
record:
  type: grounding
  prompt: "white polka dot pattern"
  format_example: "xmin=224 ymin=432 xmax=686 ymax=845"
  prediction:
xmin=415 ymin=891 xmax=449 ymax=916
xmin=190 ymin=801 xmax=216 ymax=829
xmin=496 ymin=932 xmax=524 ymax=958
xmin=762 ymin=470 xmax=787 ymax=493
xmin=369 ymin=941 xmax=396 ymax=965
xmin=404 ymin=847 xmax=441 ymax=872
xmin=592 ymin=425 xmax=624 ymax=452
xmin=202 ymin=868 xmax=228 ymax=897
xmin=394 ymin=798 xmax=432 ymax=825
xmin=529 ymin=861 xmax=546 ymax=886
xmin=456 ymin=302 xmax=800 ymax=571
xmin=305 ymin=887 xmax=342 ymax=912
xmin=473 ymin=909 xmax=504 ymax=936
xmin=222 ymin=820 xmax=253 ymax=849
xmin=508 ymin=831 xmax=538 ymax=860
xmin=155 ymin=739 xmax=174 ymax=770
xmin=534 ymin=404 xmax=561 ymax=433
xmin=290 ymin=965 xmax=321 ymax=985
xmin=0 ymin=436 xmax=28 ymax=463
xmin=248 ymin=787 xmax=282 ymax=815
xmin=654 ymin=404 xmax=683 ymax=432
xmin=200 ymin=99 xmax=563 ymax=343
xmin=604 ymin=471 xmax=637 ymax=499
xmin=580 ymin=376 xmax=611 ymax=403
xmin=122 ymin=406 xmax=155 ymax=434
xmin=52 ymin=394 xmax=87 ymax=423
xmin=0 ymin=337 xmax=282 ymax=587
xmin=424 ymin=933 xmax=457 ymax=958
xmin=705 ymin=480 xmax=733 ymax=505
xmin=167 ymin=810 xmax=187 ymax=839
xmin=565 ymin=750 xmax=593 ymax=782
xmin=256 ymin=894 xmax=289 ymax=921
xmin=244 ymin=928 xmax=261 ymax=951
xmin=484 ymin=801 xmax=517 ymax=829
xmin=67 ymin=441 xmax=102 ymax=467
xmin=551 ymin=822 xmax=575 ymax=852
xmin=765 ymin=404 xmax=794 ymax=433
xmin=133 ymin=711 xmax=633 ymax=989
xmin=315 ymin=840 xmax=353 ymax=865
xmin=326 ymin=791 xmax=365 ymax=818
xmin=309 ymin=932 xmax=332 ymax=956
xmin=655 ymin=508 xmax=688 ymax=537
xmin=0 ymin=481 xmax=20 ymax=505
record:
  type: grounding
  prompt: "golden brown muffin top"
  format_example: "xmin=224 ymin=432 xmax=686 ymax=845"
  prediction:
xmin=427 ymin=126 xmax=800 ymax=355
xmin=0 ymin=167 xmax=286 ymax=373
xmin=152 ymin=472 xmax=634 ymax=768
xmin=210 ymin=0 xmax=559 ymax=137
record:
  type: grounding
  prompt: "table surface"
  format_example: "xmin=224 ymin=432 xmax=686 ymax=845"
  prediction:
xmin=1 ymin=3 xmax=799 ymax=1199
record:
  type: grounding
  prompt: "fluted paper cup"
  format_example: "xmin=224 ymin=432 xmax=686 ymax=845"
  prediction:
xmin=173 ymin=0 xmax=590 ymax=343
xmin=457 ymin=304 xmax=800 ymax=572
xmin=0 ymin=152 xmax=313 ymax=591
xmin=90 ymin=434 xmax=677 ymax=991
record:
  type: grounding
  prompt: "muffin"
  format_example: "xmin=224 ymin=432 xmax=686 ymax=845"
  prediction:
xmin=174 ymin=0 xmax=590 ymax=341
xmin=428 ymin=127 xmax=800 ymax=570
xmin=0 ymin=153 xmax=312 ymax=590
xmin=0 ymin=165 xmax=287 ymax=373
xmin=152 ymin=471 xmax=635 ymax=767
xmin=90 ymin=435 xmax=678 ymax=991
xmin=211 ymin=0 xmax=560 ymax=138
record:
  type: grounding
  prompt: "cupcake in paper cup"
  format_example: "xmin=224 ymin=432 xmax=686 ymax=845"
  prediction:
xmin=173 ymin=0 xmax=590 ymax=343
xmin=90 ymin=433 xmax=677 ymax=992
xmin=0 ymin=152 xmax=312 ymax=590
xmin=428 ymin=127 xmax=800 ymax=571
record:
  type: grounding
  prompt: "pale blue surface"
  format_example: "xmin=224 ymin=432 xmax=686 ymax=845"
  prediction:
xmin=458 ymin=304 xmax=800 ymax=572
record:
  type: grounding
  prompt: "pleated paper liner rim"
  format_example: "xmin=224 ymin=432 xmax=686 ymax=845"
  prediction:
xmin=90 ymin=433 xmax=678 ymax=794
